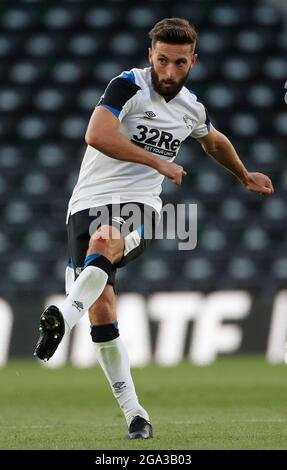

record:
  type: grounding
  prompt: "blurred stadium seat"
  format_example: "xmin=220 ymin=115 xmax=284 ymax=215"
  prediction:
xmin=0 ymin=0 xmax=285 ymax=296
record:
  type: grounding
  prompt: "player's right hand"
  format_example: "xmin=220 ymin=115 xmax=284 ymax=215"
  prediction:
xmin=242 ymin=172 xmax=274 ymax=195
xmin=157 ymin=161 xmax=187 ymax=186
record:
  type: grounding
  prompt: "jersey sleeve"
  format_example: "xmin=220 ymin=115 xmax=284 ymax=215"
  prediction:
xmin=97 ymin=71 xmax=141 ymax=122
xmin=190 ymin=103 xmax=212 ymax=139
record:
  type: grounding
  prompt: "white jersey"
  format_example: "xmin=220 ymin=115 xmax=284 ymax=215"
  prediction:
xmin=67 ymin=67 xmax=211 ymax=221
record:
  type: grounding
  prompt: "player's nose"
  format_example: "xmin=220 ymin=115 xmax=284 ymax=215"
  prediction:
xmin=165 ymin=64 xmax=176 ymax=80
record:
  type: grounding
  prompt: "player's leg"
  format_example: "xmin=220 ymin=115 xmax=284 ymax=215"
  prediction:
xmin=34 ymin=222 xmax=124 ymax=361
xmin=89 ymin=284 xmax=152 ymax=439
xmin=60 ymin=224 xmax=124 ymax=333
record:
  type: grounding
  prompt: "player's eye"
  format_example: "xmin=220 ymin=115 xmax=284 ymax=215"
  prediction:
xmin=158 ymin=58 xmax=167 ymax=64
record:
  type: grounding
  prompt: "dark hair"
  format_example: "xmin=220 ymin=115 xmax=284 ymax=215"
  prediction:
xmin=149 ymin=17 xmax=197 ymax=49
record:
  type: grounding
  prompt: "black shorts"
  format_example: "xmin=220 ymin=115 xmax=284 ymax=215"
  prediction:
xmin=67 ymin=202 xmax=159 ymax=293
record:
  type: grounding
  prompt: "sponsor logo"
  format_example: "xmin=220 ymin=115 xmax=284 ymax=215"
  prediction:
xmin=113 ymin=381 xmax=127 ymax=391
xmin=72 ymin=301 xmax=84 ymax=312
xmin=132 ymin=125 xmax=181 ymax=158
xmin=144 ymin=110 xmax=156 ymax=119
xmin=112 ymin=216 xmax=126 ymax=225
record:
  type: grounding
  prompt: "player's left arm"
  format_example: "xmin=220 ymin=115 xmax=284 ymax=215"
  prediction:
xmin=197 ymin=126 xmax=274 ymax=195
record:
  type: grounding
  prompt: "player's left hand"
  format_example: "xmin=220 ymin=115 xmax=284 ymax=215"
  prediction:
xmin=243 ymin=172 xmax=274 ymax=195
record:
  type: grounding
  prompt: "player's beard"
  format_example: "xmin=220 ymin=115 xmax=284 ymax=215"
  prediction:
xmin=150 ymin=62 xmax=191 ymax=101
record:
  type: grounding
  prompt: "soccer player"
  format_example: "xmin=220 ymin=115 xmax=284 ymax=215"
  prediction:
xmin=34 ymin=18 xmax=274 ymax=439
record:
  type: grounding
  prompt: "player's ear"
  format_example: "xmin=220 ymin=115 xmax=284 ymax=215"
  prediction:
xmin=192 ymin=53 xmax=198 ymax=65
xmin=148 ymin=47 xmax=153 ymax=64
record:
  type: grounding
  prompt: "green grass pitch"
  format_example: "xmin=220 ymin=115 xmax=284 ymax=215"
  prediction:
xmin=0 ymin=357 xmax=286 ymax=450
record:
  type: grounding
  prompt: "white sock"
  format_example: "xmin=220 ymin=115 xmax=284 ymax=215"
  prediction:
xmin=65 ymin=265 xmax=75 ymax=296
xmin=61 ymin=266 xmax=108 ymax=333
xmin=94 ymin=336 xmax=150 ymax=426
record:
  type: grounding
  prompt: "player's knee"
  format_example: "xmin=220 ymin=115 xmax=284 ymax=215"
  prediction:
xmin=88 ymin=236 xmax=112 ymax=260
xmin=92 ymin=224 xmax=121 ymax=242
xmin=88 ymin=225 xmax=124 ymax=264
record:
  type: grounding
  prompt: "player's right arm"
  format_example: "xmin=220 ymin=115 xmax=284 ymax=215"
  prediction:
xmin=85 ymin=106 xmax=186 ymax=186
